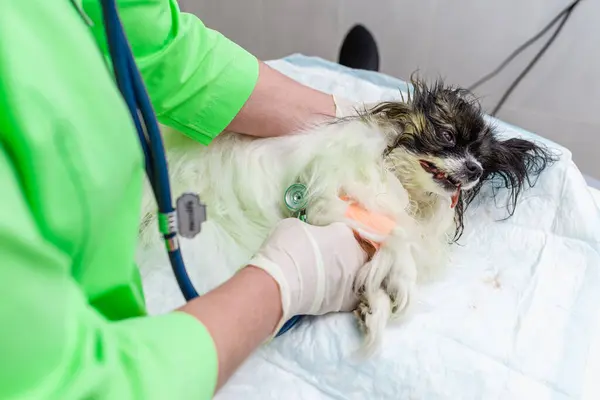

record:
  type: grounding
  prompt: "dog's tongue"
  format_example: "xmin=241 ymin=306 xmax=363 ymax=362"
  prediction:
xmin=450 ymin=185 xmax=461 ymax=208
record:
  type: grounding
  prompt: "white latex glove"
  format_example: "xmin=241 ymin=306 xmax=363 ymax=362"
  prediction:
xmin=333 ymin=95 xmax=376 ymax=118
xmin=248 ymin=218 xmax=368 ymax=335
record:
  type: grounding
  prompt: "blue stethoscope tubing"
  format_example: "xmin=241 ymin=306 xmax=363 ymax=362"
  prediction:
xmin=100 ymin=0 xmax=198 ymax=300
xmin=100 ymin=0 xmax=299 ymax=336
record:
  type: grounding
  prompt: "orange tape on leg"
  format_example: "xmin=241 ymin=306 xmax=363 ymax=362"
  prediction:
xmin=341 ymin=196 xmax=396 ymax=250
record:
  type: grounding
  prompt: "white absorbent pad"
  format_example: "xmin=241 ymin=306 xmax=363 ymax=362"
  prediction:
xmin=136 ymin=56 xmax=600 ymax=400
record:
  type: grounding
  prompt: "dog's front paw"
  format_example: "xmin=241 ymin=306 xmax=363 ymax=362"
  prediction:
xmin=354 ymin=298 xmax=371 ymax=335
xmin=383 ymin=272 xmax=414 ymax=318
xmin=353 ymin=289 xmax=391 ymax=356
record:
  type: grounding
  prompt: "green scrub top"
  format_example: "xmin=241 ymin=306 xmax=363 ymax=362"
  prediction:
xmin=0 ymin=1 xmax=258 ymax=399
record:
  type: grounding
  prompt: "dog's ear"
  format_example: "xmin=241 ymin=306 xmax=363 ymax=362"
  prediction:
xmin=453 ymin=136 xmax=556 ymax=242
xmin=481 ymin=137 xmax=557 ymax=213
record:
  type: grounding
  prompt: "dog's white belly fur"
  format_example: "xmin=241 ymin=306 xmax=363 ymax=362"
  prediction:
xmin=139 ymin=120 xmax=455 ymax=353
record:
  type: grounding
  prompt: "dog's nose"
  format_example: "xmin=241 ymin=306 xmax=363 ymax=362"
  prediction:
xmin=465 ymin=160 xmax=483 ymax=181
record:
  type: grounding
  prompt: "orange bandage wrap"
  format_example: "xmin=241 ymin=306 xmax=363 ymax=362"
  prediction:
xmin=341 ymin=196 xmax=396 ymax=251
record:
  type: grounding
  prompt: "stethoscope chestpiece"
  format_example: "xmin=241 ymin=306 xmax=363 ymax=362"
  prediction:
xmin=284 ymin=183 xmax=308 ymax=221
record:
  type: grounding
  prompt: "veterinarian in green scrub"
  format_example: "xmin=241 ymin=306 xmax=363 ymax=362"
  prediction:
xmin=0 ymin=1 xmax=367 ymax=399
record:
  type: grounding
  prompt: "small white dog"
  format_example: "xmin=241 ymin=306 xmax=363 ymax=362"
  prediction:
xmin=139 ymin=78 xmax=554 ymax=353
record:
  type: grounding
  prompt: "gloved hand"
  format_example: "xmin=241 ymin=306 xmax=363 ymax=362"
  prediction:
xmin=333 ymin=95 xmax=376 ymax=118
xmin=248 ymin=218 xmax=369 ymax=336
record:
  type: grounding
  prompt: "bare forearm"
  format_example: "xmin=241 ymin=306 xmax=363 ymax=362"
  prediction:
xmin=178 ymin=266 xmax=282 ymax=392
xmin=226 ymin=62 xmax=336 ymax=137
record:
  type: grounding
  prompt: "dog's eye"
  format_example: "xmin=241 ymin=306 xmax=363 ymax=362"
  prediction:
xmin=440 ymin=131 xmax=455 ymax=146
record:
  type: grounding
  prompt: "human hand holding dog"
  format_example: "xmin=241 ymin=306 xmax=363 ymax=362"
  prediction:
xmin=249 ymin=218 xmax=370 ymax=336
xmin=180 ymin=218 xmax=368 ymax=391
xmin=333 ymin=95 xmax=378 ymax=118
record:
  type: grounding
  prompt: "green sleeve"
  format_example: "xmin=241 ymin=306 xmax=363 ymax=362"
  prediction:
xmin=0 ymin=145 xmax=218 ymax=400
xmin=83 ymin=0 xmax=259 ymax=145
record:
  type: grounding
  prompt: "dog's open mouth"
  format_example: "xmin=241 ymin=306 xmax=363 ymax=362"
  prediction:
xmin=419 ymin=160 xmax=462 ymax=208
xmin=419 ymin=160 xmax=459 ymax=186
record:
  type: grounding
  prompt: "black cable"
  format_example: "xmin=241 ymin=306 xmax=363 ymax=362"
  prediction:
xmin=491 ymin=3 xmax=579 ymax=116
xmin=468 ymin=0 xmax=582 ymax=92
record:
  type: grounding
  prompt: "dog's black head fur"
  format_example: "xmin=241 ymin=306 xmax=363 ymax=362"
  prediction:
xmin=368 ymin=76 xmax=557 ymax=240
